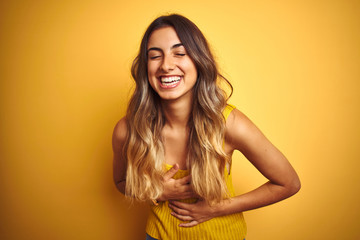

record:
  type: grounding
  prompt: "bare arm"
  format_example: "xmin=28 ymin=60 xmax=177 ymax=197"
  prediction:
xmin=112 ymin=118 xmax=128 ymax=194
xmin=221 ymin=108 xmax=301 ymax=212
xmin=169 ymin=109 xmax=301 ymax=227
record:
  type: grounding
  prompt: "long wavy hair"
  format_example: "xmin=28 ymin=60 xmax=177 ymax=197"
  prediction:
xmin=124 ymin=14 xmax=233 ymax=204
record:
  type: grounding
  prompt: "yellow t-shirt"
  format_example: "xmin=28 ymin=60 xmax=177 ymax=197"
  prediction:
xmin=145 ymin=105 xmax=247 ymax=240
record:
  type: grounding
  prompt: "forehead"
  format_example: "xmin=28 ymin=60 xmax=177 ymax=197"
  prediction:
xmin=147 ymin=26 xmax=182 ymax=49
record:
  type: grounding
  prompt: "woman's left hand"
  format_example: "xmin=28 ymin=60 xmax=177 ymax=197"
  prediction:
xmin=168 ymin=200 xmax=221 ymax=227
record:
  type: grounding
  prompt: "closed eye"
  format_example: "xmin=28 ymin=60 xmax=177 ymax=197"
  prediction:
xmin=149 ymin=55 xmax=161 ymax=60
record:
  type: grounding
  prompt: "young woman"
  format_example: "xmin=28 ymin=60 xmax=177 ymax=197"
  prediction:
xmin=113 ymin=14 xmax=301 ymax=240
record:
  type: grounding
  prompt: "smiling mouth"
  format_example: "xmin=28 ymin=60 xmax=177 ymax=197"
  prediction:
xmin=159 ymin=76 xmax=181 ymax=87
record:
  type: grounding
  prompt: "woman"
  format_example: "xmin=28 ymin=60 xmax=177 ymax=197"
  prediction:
xmin=113 ymin=14 xmax=300 ymax=240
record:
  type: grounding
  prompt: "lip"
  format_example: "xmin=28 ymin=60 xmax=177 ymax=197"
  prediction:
xmin=158 ymin=75 xmax=182 ymax=89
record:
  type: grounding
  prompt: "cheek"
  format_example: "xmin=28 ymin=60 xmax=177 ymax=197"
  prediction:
xmin=146 ymin=66 xmax=156 ymax=88
xmin=147 ymin=63 xmax=152 ymax=76
xmin=147 ymin=63 xmax=158 ymax=77
xmin=184 ymin=63 xmax=198 ymax=79
xmin=182 ymin=59 xmax=197 ymax=75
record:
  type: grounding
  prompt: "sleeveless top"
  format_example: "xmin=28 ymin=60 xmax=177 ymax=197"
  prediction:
xmin=145 ymin=105 xmax=247 ymax=240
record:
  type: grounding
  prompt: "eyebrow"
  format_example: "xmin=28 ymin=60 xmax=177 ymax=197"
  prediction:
xmin=147 ymin=43 xmax=184 ymax=53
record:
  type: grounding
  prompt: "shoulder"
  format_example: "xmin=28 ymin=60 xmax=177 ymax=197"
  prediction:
xmin=112 ymin=117 xmax=128 ymax=151
xmin=225 ymin=107 xmax=251 ymax=130
xmin=225 ymin=107 xmax=262 ymax=152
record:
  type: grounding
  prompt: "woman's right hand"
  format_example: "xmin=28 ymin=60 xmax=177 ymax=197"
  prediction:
xmin=157 ymin=164 xmax=197 ymax=202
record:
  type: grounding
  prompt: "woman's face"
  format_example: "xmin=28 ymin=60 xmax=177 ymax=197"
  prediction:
xmin=147 ymin=26 xmax=198 ymax=102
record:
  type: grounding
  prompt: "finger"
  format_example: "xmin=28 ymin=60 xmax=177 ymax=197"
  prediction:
xmin=172 ymin=190 xmax=195 ymax=200
xmin=163 ymin=164 xmax=179 ymax=180
xmin=181 ymin=190 xmax=197 ymax=199
xmin=177 ymin=185 xmax=193 ymax=194
xmin=168 ymin=202 xmax=191 ymax=216
xmin=176 ymin=187 xmax=198 ymax=199
xmin=170 ymin=211 xmax=192 ymax=221
xmin=177 ymin=175 xmax=191 ymax=185
xmin=179 ymin=220 xmax=199 ymax=228
xmin=169 ymin=200 xmax=192 ymax=210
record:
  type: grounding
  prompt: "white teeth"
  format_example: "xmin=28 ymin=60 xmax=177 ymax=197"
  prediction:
xmin=160 ymin=76 xmax=181 ymax=84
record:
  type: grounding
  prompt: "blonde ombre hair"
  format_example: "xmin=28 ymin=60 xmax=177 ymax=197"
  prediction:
xmin=124 ymin=14 xmax=233 ymax=204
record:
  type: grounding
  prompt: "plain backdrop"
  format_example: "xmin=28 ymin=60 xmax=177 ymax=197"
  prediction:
xmin=1 ymin=0 xmax=359 ymax=239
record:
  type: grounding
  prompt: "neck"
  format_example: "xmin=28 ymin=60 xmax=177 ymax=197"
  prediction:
xmin=161 ymin=98 xmax=193 ymax=129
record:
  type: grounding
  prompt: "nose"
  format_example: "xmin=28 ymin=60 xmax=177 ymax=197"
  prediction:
xmin=160 ymin=55 xmax=175 ymax=72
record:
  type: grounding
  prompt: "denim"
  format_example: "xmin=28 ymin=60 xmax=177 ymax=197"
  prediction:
xmin=146 ymin=233 xmax=158 ymax=240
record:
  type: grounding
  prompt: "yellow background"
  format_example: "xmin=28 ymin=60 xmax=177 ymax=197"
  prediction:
xmin=1 ymin=0 xmax=359 ymax=239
